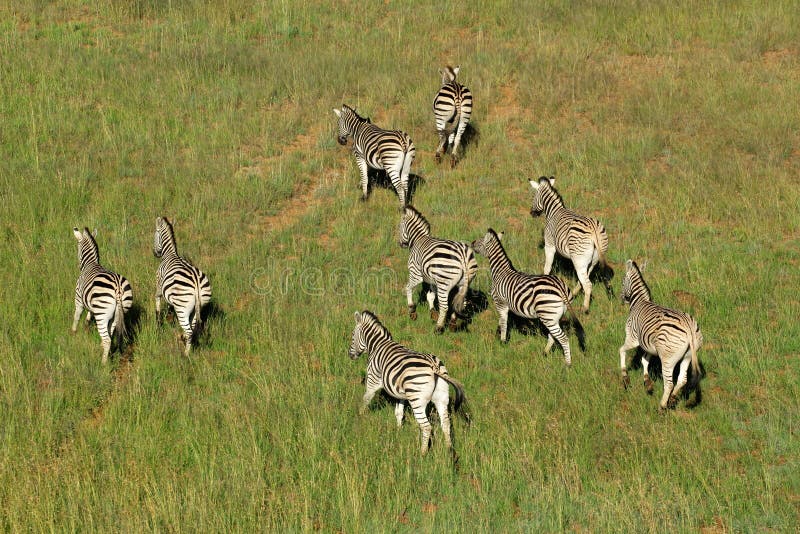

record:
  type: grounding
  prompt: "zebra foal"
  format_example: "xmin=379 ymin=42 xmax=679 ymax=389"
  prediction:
xmin=471 ymin=229 xmax=584 ymax=366
xmin=433 ymin=65 xmax=473 ymax=167
xmin=153 ymin=217 xmax=212 ymax=355
xmin=71 ymin=227 xmax=133 ymax=363
xmin=399 ymin=206 xmax=478 ymax=333
xmin=529 ymin=176 xmax=611 ymax=313
xmin=619 ymin=260 xmax=703 ymax=410
xmin=333 ymin=104 xmax=416 ymax=206
xmin=348 ymin=311 xmax=468 ymax=455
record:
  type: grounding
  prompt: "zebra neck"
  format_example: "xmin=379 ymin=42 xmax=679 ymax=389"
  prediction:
xmin=541 ymin=190 xmax=565 ymax=217
xmin=79 ymin=255 xmax=99 ymax=270
xmin=629 ymin=290 xmax=651 ymax=307
xmin=486 ymin=242 xmax=514 ymax=275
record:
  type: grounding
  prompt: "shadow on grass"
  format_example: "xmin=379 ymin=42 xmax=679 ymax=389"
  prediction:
xmin=413 ymin=284 xmax=489 ymax=333
xmin=533 ymin=246 xmax=616 ymax=301
xmin=367 ymin=168 xmax=425 ymax=206
xmin=627 ymin=349 xmax=705 ymax=408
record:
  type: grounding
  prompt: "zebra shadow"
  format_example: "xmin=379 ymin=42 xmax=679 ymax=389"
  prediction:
xmin=449 ymin=122 xmax=480 ymax=162
xmin=504 ymin=312 xmax=587 ymax=353
xmin=535 ymin=242 xmax=616 ymax=300
xmin=415 ymin=283 xmax=489 ymax=332
xmin=367 ymin=168 xmax=425 ymax=205
xmin=627 ymin=349 xmax=705 ymax=408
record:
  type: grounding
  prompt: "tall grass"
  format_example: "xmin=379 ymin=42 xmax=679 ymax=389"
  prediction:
xmin=0 ymin=0 xmax=798 ymax=531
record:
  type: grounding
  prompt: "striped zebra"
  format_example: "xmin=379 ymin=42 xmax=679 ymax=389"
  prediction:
xmin=433 ymin=65 xmax=473 ymax=167
xmin=153 ymin=217 xmax=212 ymax=355
xmin=399 ymin=206 xmax=478 ymax=333
xmin=333 ymin=104 xmax=416 ymax=206
xmin=619 ymin=260 xmax=703 ymax=410
xmin=529 ymin=176 xmax=611 ymax=313
xmin=71 ymin=227 xmax=133 ymax=364
xmin=348 ymin=311 xmax=468 ymax=455
xmin=471 ymin=229 xmax=584 ymax=366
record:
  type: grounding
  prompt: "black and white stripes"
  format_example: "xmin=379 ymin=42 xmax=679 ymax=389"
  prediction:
xmin=619 ymin=260 xmax=702 ymax=409
xmin=471 ymin=229 xmax=584 ymax=366
xmin=529 ymin=176 xmax=610 ymax=313
xmin=333 ymin=104 xmax=416 ymax=206
xmin=153 ymin=217 xmax=212 ymax=355
xmin=399 ymin=206 xmax=478 ymax=333
xmin=433 ymin=65 xmax=473 ymax=167
xmin=348 ymin=311 xmax=467 ymax=455
xmin=71 ymin=227 xmax=133 ymax=363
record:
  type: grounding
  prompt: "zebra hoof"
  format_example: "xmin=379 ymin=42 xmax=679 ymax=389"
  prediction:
xmin=409 ymin=309 xmax=417 ymax=321
xmin=430 ymin=310 xmax=439 ymax=322
xmin=434 ymin=325 xmax=445 ymax=335
xmin=434 ymin=153 xmax=442 ymax=164
xmin=359 ymin=195 xmax=368 ymax=203
xmin=667 ymin=395 xmax=678 ymax=409
xmin=622 ymin=374 xmax=631 ymax=389
xmin=448 ymin=318 xmax=459 ymax=332
xmin=644 ymin=376 xmax=654 ymax=395
xmin=450 ymin=156 xmax=458 ymax=169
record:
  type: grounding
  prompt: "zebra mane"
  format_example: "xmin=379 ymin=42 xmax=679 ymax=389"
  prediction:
xmin=158 ymin=216 xmax=178 ymax=253
xmin=627 ymin=260 xmax=652 ymax=301
xmin=360 ymin=310 xmax=392 ymax=340
xmin=79 ymin=226 xmax=100 ymax=264
xmin=537 ymin=176 xmax=565 ymax=207
xmin=342 ymin=104 xmax=370 ymax=124
xmin=403 ymin=206 xmax=431 ymax=235
xmin=486 ymin=228 xmax=514 ymax=270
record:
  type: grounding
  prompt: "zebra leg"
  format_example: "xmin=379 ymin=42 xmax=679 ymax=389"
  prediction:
xmin=432 ymin=379 xmax=453 ymax=449
xmin=659 ymin=362 xmax=676 ymax=411
xmin=355 ymin=155 xmax=370 ymax=201
xmin=409 ymin=397 xmax=433 ymax=455
xmin=85 ymin=310 xmax=93 ymax=331
xmin=95 ymin=312 xmax=112 ymax=364
xmin=544 ymin=321 xmax=571 ymax=366
xmin=543 ymin=244 xmax=557 ymax=275
xmin=394 ymin=402 xmax=405 ymax=427
xmin=575 ymin=269 xmax=593 ymax=314
xmin=360 ymin=382 xmax=382 ymax=415
xmin=641 ymin=353 xmax=654 ymax=394
xmin=619 ymin=333 xmax=639 ymax=389
xmin=450 ymin=119 xmax=469 ymax=166
xmin=71 ymin=299 xmax=84 ymax=333
xmin=669 ymin=350 xmax=693 ymax=407
xmin=496 ymin=303 xmax=510 ymax=343
xmin=175 ymin=308 xmax=194 ymax=355
xmin=433 ymin=285 xmax=450 ymax=334
xmin=434 ymin=130 xmax=447 ymax=163
xmin=400 ymin=149 xmax=414 ymax=206
xmin=406 ymin=271 xmax=422 ymax=320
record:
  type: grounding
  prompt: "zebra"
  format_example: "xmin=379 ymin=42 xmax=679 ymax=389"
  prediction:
xmin=619 ymin=260 xmax=703 ymax=410
xmin=433 ymin=65 xmax=473 ymax=167
xmin=529 ymin=176 xmax=612 ymax=313
xmin=71 ymin=227 xmax=133 ymax=364
xmin=153 ymin=217 xmax=212 ymax=355
xmin=333 ymin=104 xmax=416 ymax=206
xmin=471 ymin=229 xmax=584 ymax=366
xmin=348 ymin=311 xmax=469 ymax=456
xmin=399 ymin=206 xmax=478 ymax=333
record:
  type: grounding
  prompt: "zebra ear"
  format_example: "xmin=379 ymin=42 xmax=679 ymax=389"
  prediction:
xmin=529 ymin=179 xmax=540 ymax=190
xmin=453 ymin=65 xmax=460 ymax=76
xmin=548 ymin=176 xmax=555 ymax=186
xmin=497 ymin=231 xmax=504 ymax=241
xmin=333 ymin=108 xmax=341 ymax=117
xmin=354 ymin=311 xmax=361 ymax=323
xmin=92 ymin=228 xmax=98 ymax=238
xmin=640 ymin=259 xmax=648 ymax=272
xmin=72 ymin=227 xmax=82 ymax=240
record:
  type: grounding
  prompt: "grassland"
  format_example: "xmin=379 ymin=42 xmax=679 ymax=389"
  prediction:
xmin=1 ymin=1 xmax=798 ymax=531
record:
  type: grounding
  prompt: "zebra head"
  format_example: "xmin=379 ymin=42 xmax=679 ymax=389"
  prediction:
xmin=529 ymin=176 xmax=556 ymax=217
xmin=398 ymin=206 xmax=430 ymax=248
xmin=349 ymin=311 xmax=391 ymax=360
xmin=333 ymin=104 xmax=364 ymax=146
xmin=470 ymin=229 xmax=503 ymax=257
xmin=72 ymin=227 xmax=99 ymax=269
xmin=153 ymin=217 xmax=177 ymax=258
xmin=622 ymin=259 xmax=651 ymax=305
xmin=440 ymin=65 xmax=460 ymax=85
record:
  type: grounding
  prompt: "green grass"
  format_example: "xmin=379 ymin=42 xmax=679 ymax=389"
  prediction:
xmin=1 ymin=0 xmax=799 ymax=531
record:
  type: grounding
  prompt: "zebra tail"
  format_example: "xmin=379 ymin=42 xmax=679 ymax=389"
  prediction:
xmin=593 ymin=225 xmax=615 ymax=297
xmin=438 ymin=373 xmax=471 ymax=426
xmin=114 ymin=293 xmax=127 ymax=344
xmin=192 ymin=285 xmax=204 ymax=337
xmin=688 ymin=329 xmax=702 ymax=389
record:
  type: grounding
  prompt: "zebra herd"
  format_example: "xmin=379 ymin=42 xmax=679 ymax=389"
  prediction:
xmin=71 ymin=217 xmax=211 ymax=359
xmin=70 ymin=65 xmax=704 ymax=459
xmin=338 ymin=66 xmax=704 ymax=456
